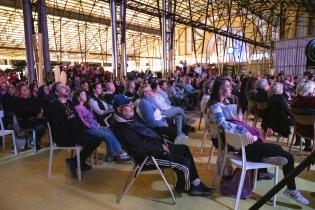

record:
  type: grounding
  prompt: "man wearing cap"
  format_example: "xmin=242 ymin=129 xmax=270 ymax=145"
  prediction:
xmin=111 ymin=94 xmax=215 ymax=196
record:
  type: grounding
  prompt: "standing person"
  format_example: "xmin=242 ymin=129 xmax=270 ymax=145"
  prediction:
xmin=48 ymin=82 xmax=101 ymax=177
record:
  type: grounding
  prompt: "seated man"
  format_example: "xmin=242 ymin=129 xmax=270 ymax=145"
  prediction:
xmin=137 ymin=84 xmax=177 ymax=142
xmin=111 ymin=94 xmax=215 ymax=196
xmin=48 ymin=82 xmax=101 ymax=177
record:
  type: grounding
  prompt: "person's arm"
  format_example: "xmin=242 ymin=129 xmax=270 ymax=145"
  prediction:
xmin=281 ymin=96 xmax=292 ymax=117
xmin=152 ymin=95 xmax=167 ymax=111
xmin=210 ymin=103 xmax=248 ymax=134
xmin=74 ymin=106 xmax=91 ymax=128
xmin=138 ymin=100 xmax=165 ymax=127
xmin=88 ymin=98 xmax=105 ymax=115
xmin=113 ymin=124 xmax=165 ymax=157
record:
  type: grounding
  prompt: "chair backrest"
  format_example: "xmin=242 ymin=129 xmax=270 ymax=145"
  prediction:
xmin=292 ymin=113 xmax=315 ymax=126
xmin=256 ymin=102 xmax=267 ymax=110
xmin=224 ymin=131 xmax=249 ymax=150
xmin=104 ymin=114 xmax=112 ymax=127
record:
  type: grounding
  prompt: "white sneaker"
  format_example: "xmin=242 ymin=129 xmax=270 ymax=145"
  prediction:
xmin=283 ymin=189 xmax=310 ymax=205
xmin=176 ymin=133 xmax=189 ymax=141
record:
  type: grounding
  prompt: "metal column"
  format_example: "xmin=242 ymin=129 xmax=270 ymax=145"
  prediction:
xmin=37 ymin=0 xmax=51 ymax=73
xmin=110 ymin=0 xmax=119 ymax=78
xmin=161 ymin=0 xmax=167 ymax=76
xmin=120 ymin=0 xmax=127 ymax=79
xmin=161 ymin=0 xmax=174 ymax=77
xmin=22 ymin=0 xmax=36 ymax=83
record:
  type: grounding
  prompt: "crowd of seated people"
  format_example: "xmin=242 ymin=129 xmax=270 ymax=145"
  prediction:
xmin=0 ymin=64 xmax=314 ymax=204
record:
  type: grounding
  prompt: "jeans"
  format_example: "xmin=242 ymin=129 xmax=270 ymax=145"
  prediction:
xmin=85 ymin=127 xmax=123 ymax=156
xmin=162 ymin=107 xmax=185 ymax=135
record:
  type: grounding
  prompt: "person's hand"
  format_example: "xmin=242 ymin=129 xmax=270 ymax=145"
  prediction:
xmin=162 ymin=144 xmax=170 ymax=155
xmin=246 ymin=132 xmax=255 ymax=144
xmin=164 ymin=121 xmax=168 ymax=127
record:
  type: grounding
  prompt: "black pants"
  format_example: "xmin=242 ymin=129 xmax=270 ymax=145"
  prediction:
xmin=154 ymin=126 xmax=177 ymax=143
xmin=158 ymin=144 xmax=199 ymax=191
xmin=245 ymin=141 xmax=296 ymax=190
xmin=20 ymin=118 xmax=47 ymax=143
xmin=75 ymin=134 xmax=101 ymax=164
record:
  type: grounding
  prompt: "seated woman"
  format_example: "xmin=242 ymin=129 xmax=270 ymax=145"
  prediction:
xmin=262 ymin=82 xmax=292 ymax=138
xmin=88 ymin=83 xmax=114 ymax=126
xmin=291 ymin=80 xmax=315 ymax=151
xmin=73 ymin=89 xmax=131 ymax=163
xmin=208 ymin=78 xmax=309 ymax=206
xmin=14 ymin=82 xmax=46 ymax=150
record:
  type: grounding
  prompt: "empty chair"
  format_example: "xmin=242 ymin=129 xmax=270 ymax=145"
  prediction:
xmin=218 ymin=131 xmax=279 ymax=210
xmin=117 ymin=155 xmax=176 ymax=204
xmin=0 ymin=111 xmax=18 ymax=155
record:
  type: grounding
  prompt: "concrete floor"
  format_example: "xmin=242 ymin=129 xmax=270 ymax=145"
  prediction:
xmin=0 ymin=115 xmax=315 ymax=210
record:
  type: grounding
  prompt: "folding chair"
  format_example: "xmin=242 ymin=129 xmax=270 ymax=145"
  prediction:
xmin=117 ymin=156 xmax=176 ymax=204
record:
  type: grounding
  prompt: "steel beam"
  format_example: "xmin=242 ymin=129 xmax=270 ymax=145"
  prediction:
xmin=120 ymin=0 xmax=127 ymax=78
xmin=0 ymin=0 xmax=160 ymax=35
xmin=110 ymin=0 xmax=118 ymax=78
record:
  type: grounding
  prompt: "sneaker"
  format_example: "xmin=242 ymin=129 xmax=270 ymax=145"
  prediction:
xmin=257 ymin=172 xmax=274 ymax=181
xmin=176 ymin=133 xmax=189 ymax=141
xmin=65 ymin=158 xmax=77 ymax=178
xmin=188 ymin=182 xmax=215 ymax=197
xmin=283 ymin=189 xmax=310 ymax=205
xmin=262 ymin=156 xmax=288 ymax=166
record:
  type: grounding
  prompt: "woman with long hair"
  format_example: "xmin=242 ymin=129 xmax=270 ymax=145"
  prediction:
xmin=73 ymin=89 xmax=131 ymax=163
xmin=207 ymin=78 xmax=309 ymax=206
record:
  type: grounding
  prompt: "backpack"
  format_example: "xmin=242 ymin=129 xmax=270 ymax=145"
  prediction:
xmin=220 ymin=168 xmax=255 ymax=199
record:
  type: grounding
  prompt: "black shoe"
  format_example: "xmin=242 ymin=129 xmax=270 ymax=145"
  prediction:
xmin=115 ymin=155 xmax=132 ymax=164
xmin=303 ymin=147 xmax=312 ymax=152
xmin=257 ymin=172 xmax=274 ymax=181
xmin=104 ymin=154 xmax=116 ymax=162
xmin=65 ymin=158 xmax=77 ymax=178
xmin=81 ymin=163 xmax=92 ymax=171
xmin=188 ymin=182 xmax=215 ymax=197
xmin=175 ymin=184 xmax=186 ymax=193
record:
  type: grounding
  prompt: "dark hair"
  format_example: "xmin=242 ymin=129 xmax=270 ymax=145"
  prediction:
xmin=72 ymin=88 xmax=85 ymax=106
xmin=38 ymin=84 xmax=49 ymax=98
xmin=29 ymin=82 xmax=38 ymax=93
xmin=208 ymin=78 xmax=229 ymax=106
xmin=150 ymin=82 xmax=159 ymax=91
xmin=91 ymin=82 xmax=102 ymax=91
xmin=158 ymin=80 xmax=166 ymax=87
xmin=51 ymin=82 xmax=62 ymax=96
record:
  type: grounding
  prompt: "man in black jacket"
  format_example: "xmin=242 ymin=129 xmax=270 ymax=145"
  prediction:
xmin=48 ymin=82 xmax=101 ymax=177
xmin=111 ymin=94 xmax=215 ymax=196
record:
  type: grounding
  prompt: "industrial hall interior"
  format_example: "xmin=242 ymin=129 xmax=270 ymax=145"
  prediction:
xmin=1 ymin=0 xmax=315 ymax=210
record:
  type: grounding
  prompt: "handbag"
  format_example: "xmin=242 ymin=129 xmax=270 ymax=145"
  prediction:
xmin=220 ymin=168 xmax=254 ymax=199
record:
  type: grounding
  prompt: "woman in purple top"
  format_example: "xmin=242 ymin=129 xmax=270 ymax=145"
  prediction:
xmin=72 ymin=89 xmax=131 ymax=163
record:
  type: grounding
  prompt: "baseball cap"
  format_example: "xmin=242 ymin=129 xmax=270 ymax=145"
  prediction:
xmin=113 ymin=94 xmax=132 ymax=109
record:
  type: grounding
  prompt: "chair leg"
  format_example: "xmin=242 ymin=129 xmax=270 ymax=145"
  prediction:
xmin=76 ymin=149 xmax=81 ymax=181
xmin=253 ymin=169 xmax=258 ymax=189
xmin=216 ymin=149 xmax=227 ymax=191
xmin=272 ymin=166 xmax=279 ymax=207
xmin=288 ymin=130 xmax=296 ymax=153
xmin=198 ymin=113 xmax=203 ymax=130
xmin=48 ymin=148 xmax=54 ymax=178
xmin=207 ymin=144 xmax=214 ymax=169
xmin=117 ymin=157 xmax=149 ymax=204
xmin=234 ymin=168 xmax=247 ymax=210
xmin=32 ymin=130 xmax=36 ymax=153
xmin=2 ymin=136 xmax=5 ymax=152
xmin=11 ymin=134 xmax=17 ymax=156
xmin=200 ymin=130 xmax=208 ymax=155
xmin=152 ymin=157 xmax=176 ymax=204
